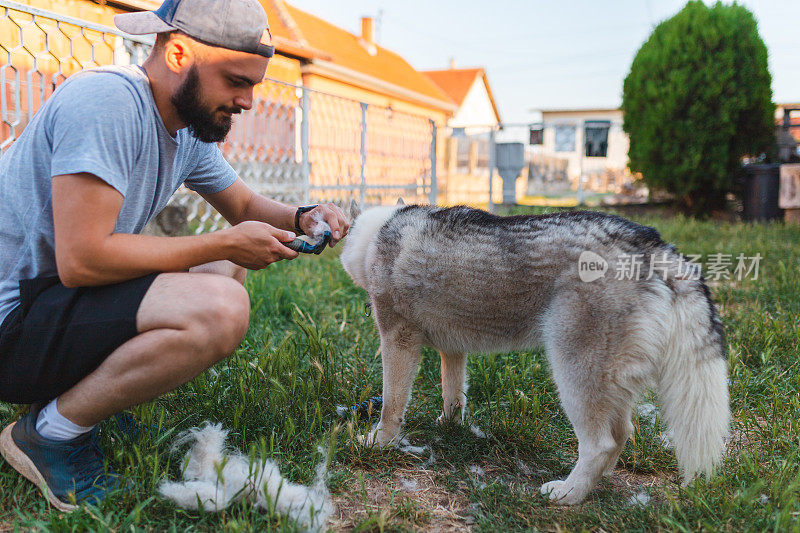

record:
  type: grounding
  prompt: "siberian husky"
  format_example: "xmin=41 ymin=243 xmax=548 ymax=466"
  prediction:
xmin=340 ymin=204 xmax=729 ymax=505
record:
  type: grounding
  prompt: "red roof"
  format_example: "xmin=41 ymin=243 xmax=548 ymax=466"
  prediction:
xmin=423 ymin=68 xmax=482 ymax=106
xmin=423 ymin=67 xmax=501 ymax=122
xmin=259 ymin=0 xmax=454 ymax=109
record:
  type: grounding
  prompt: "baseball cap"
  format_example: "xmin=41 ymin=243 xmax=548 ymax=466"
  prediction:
xmin=114 ymin=0 xmax=274 ymax=59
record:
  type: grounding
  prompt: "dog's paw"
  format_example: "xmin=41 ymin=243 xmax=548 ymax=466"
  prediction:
xmin=436 ymin=412 xmax=465 ymax=426
xmin=540 ymin=480 xmax=584 ymax=505
xmin=357 ymin=427 xmax=399 ymax=448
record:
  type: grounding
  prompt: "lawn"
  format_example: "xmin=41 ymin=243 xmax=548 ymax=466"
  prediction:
xmin=2 ymin=207 xmax=799 ymax=532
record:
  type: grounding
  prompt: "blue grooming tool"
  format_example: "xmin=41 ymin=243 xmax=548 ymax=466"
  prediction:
xmin=285 ymin=231 xmax=331 ymax=255
xmin=336 ymin=396 xmax=383 ymax=418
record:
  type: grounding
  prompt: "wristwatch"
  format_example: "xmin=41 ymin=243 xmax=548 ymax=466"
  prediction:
xmin=294 ymin=204 xmax=318 ymax=235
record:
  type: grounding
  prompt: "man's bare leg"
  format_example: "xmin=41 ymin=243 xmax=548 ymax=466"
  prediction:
xmin=57 ymin=265 xmax=249 ymax=427
xmin=189 ymin=260 xmax=247 ymax=285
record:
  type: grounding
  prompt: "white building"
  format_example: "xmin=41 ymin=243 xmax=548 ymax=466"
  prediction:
xmin=532 ymin=108 xmax=629 ymax=183
xmin=423 ymin=64 xmax=501 ymax=135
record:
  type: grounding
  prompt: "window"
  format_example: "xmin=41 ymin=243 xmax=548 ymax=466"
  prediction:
xmin=554 ymin=125 xmax=576 ymax=152
xmin=584 ymin=120 xmax=610 ymax=157
xmin=529 ymin=125 xmax=543 ymax=145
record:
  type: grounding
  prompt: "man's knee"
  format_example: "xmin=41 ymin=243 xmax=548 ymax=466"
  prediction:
xmin=201 ymin=278 xmax=250 ymax=356
xmin=137 ymin=272 xmax=251 ymax=360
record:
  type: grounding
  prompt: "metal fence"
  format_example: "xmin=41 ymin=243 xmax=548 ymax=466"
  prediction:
xmin=0 ymin=1 xmax=152 ymax=151
xmin=0 ymin=0 xmax=436 ymax=233
xmin=452 ymin=133 xmax=491 ymax=176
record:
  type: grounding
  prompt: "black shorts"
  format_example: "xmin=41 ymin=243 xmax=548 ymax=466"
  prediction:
xmin=0 ymin=274 xmax=159 ymax=404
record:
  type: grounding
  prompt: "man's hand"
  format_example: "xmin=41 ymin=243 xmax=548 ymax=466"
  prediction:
xmin=223 ymin=221 xmax=299 ymax=269
xmin=203 ymin=181 xmax=351 ymax=247
xmin=298 ymin=203 xmax=350 ymax=247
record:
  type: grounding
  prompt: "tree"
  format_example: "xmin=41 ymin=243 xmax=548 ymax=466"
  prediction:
xmin=622 ymin=1 xmax=774 ymax=214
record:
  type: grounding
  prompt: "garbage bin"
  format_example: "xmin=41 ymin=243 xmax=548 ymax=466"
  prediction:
xmin=741 ymin=163 xmax=782 ymax=222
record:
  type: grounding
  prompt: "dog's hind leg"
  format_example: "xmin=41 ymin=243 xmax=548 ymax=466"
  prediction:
xmin=539 ymin=292 xmax=634 ymax=505
xmin=363 ymin=312 xmax=423 ymax=447
xmin=540 ymin=359 xmax=626 ymax=505
xmin=539 ymin=395 xmax=620 ymax=504
xmin=437 ymin=351 xmax=467 ymax=425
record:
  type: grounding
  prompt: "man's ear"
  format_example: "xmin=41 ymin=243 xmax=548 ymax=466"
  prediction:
xmin=164 ymin=33 xmax=199 ymax=75
xmin=349 ymin=199 xmax=362 ymax=220
xmin=396 ymin=197 xmax=405 ymax=206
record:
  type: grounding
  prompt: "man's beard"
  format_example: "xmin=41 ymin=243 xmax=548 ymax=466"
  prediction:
xmin=170 ymin=66 xmax=238 ymax=143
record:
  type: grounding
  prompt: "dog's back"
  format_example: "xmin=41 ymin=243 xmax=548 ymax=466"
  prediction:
xmin=349 ymin=206 xmax=687 ymax=353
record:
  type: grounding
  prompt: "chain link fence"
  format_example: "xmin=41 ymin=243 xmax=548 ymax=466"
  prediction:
xmin=0 ymin=1 xmax=152 ymax=151
xmin=1 ymin=0 xmax=436 ymax=234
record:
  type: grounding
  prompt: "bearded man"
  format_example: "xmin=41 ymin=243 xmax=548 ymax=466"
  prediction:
xmin=0 ymin=0 xmax=348 ymax=510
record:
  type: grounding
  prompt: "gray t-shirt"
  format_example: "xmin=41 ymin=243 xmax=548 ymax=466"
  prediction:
xmin=0 ymin=65 xmax=238 ymax=325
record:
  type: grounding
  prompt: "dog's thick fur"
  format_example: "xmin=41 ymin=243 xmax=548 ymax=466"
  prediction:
xmin=340 ymin=204 xmax=729 ymax=505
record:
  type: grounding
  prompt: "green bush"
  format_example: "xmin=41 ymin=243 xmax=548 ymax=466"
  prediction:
xmin=622 ymin=1 xmax=774 ymax=214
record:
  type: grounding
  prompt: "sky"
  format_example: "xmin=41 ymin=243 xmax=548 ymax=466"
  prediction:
xmin=287 ymin=0 xmax=800 ymax=124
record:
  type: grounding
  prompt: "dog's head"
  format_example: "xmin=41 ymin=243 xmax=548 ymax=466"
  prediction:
xmin=340 ymin=203 xmax=403 ymax=289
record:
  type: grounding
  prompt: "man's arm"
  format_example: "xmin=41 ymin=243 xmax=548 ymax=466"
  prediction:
xmin=202 ymin=178 xmax=350 ymax=245
xmin=201 ymin=178 xmax=294 ymax=230
xmin=52 ymin=173 xmax=298 ymax=287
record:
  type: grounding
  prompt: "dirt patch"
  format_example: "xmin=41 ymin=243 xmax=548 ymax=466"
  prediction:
xmin=329 ymin=460 xmax=679 ymax=530
xmin=329 ymin=467 xmax=473 ymax=532
xmin=606 ymin=468 xmax=673 ymax=493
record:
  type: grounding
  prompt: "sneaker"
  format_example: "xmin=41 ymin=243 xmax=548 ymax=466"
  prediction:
xmin=0 ymin=405 xmax=119 ymax=511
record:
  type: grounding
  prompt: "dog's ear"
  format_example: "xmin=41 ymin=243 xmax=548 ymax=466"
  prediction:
xmin=349 ymin=199 xmax=362 ymax=221
xmin=396 ymin=197 xmax=405 ymax=206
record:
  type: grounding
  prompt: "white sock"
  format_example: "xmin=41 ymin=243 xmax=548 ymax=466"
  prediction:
xmin=35 ymin=399 xmax=95 ymax=441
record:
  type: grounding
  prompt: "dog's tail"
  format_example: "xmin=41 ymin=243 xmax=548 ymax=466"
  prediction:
xmin=656 ymin=271 xmax=729 ymax=483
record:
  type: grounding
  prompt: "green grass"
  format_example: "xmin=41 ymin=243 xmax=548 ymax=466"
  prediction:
xmin=2 ymin=207 xmax=800 ymax=531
